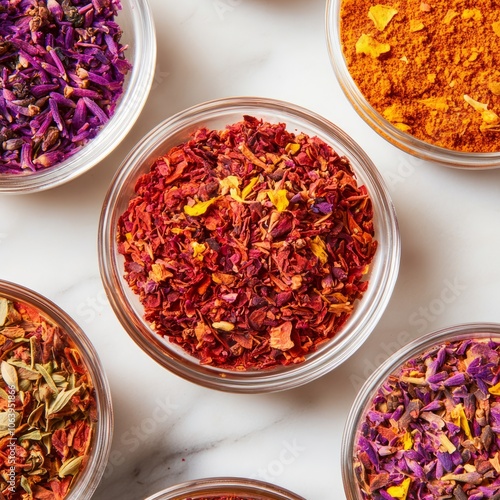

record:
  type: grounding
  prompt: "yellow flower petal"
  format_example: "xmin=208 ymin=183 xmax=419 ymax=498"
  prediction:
xmin=489 ymin=382 xmax=500 ymax=396
xmin=443 ymin=10 xmax=459 ymax=24
xmin=191 ymin=241 xmax=207 ymax=260
xmin=493 ymin=21 xmax=500 ymax=37
xmin=219 ymin=175 xmax=240 ymax=194
xmin=387 ymin=478 xmax=411 ymax=500
xmin=368 ymin=5 xmax=398 ymax=31
xmin=309 ymin=236 xmax=329 ymax=265
xmin=451 ymin=403 xmax=472 ymax=440
xmin=285 ymin=143 xmax=301 ymax=155
xmin=241 ymin=176 xmax=260 ymax=200
xmin=267 ymin=189 xmax=289 ymax=212
xmin=403 ymin=431 xmax=413 ymax=450
xmin=355 ymin=34 xmax=391 ymax=58
xmin=149 ymin=263 xmax=173 ymax=282
xmin=409 ymin=19 xmax=425 ymax=32
xmin=462 ymin=8 xmax=482 ymax=21
xmin=184 ymin=198 xmax=218 ymax=216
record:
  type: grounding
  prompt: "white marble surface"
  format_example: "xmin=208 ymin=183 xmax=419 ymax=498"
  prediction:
xmin=2 ymin=0 xmax=500 ymax=499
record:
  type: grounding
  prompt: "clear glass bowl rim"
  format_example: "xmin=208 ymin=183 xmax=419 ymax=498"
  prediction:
xmin=325 ymin=0 xmax=500 ymax=169
xmin=144 ymin=477 xmax=306 ymax=500
xmin=0 ymin=279 xmax=113 ymax=500
xmin=98 ymin=95 xmax=401 ymax=394
xmin=0 ymin=0 xmax=157 ymax=194
xmin=341 ymin=322 xmax=500 ymax=500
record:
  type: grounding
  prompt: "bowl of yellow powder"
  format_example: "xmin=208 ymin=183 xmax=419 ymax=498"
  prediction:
xmin=326 ymin=0 xmax=500 ymax=168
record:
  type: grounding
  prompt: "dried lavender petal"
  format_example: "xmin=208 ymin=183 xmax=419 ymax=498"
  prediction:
xmin=0 ymin=0 xmax=132 ymax=173
xmin=354 ymin=337 xmax=500 ymax=499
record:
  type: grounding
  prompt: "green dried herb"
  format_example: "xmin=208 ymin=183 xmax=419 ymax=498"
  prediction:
xmin=0 ymin=297 xmax=96 ymax=499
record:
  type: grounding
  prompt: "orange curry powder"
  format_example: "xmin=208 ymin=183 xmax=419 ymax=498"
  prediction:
xmin=340 ymin=0 xmax=500 ymax=152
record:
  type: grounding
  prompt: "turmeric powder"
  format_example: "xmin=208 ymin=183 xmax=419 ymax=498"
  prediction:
xmin=340 ymin=0 xmax=500 ymax=152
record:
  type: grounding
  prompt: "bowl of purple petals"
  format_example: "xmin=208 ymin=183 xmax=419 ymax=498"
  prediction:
xmin=0 ymin=0 xmax=156 ymax=193
xmin=342 ymin=323 xmax=500 ymax=500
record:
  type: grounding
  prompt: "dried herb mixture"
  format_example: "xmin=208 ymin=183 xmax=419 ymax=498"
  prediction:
xmin=0 ymin=297 xmax=96 ymax=499
xmin=0 ymin=0 xmax=131 ymax=173
xmin=340 ymin=0 xmax=500 ymax=152
xmin=354 ymin=338 xmax=500 ymax=500
xmin=117 ymin=116 xmax=377 ymax=370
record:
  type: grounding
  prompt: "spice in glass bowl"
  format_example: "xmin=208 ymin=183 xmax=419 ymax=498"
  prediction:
xmin=0 ymin=296 xmax=96 ymax=498
xmin=0 ymin=0 xmax=131 ymax=173
xmin=353 ymin=337 xmax=500 ymax=499
xmin=339 ymin=0 xmax=500 ymax=153
xmin=117 ymin=115 xmax=378 ymax=371
xmin=184 ymin=497 xmax=250 ymax=500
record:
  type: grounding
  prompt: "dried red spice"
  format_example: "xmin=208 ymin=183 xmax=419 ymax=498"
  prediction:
xmin=117 ymin=116 xmax=377 ymax=370
xmin=185 ymin=497 xmax=251 ymax=500
xmin=0 ymin=296 xmax=96 ymax=499
xmin=354 ymin=338 xmax=500 ymax=500
xmin=0 ymin=0 xmax=131 ymax=173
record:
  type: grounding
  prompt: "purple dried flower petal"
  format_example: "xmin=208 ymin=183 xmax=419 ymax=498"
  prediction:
xmin=436 ymin=451 xmax=454 ymax=472
xmin=31 ymin=84 xmax=61 ymax=98
xmin=49 ymin=92 xmax=76 ymax=109
xmin=491 ymin=403 xmax=500 ymax=433
xmin=421 ymin=400 xmax=443 ymax=412
xmin=82 ymin=96 xmax=108 ymax=124
xmin=72 ymin=98 xmax=88 ymax=132
xmin=0 ymin=0 xmax=131 ymax=173
xmin=444 ymin=372 xmax=467 ymax=387
xmin=49 ymin=98 xmax=65 ymax=132
xmin=48 ymin=0 xmax=64 ymax=21
xmin=48 ymin=48 xmax=67 ymax=79
xmin=21 ymin=143 xmax=36 ymax=171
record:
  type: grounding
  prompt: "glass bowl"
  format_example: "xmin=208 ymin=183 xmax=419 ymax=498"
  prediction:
xmin=144 ymin=477 xmax=305 ymax=500
xmin=98 ymin=96 xmax=400 ymax=393
xmin=0 ymin=0 xmax=156 ymax=194
xmin=326 ymin=0 xmax=500 ymax=169
xmin=0 ymin=279 xmax=113 ymax=499
xmin=342 ymin=323 xmax=500 ymax=500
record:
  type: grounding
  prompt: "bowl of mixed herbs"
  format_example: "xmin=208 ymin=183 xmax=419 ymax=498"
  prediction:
xmin=0 ymin=279 xmax=112 ymax=499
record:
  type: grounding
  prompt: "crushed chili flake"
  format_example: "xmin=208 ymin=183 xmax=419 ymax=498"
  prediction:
xmin=0 ymin=296 xmax=97 ymax=499
xmin=185 ymin=497 xmax=253 ymax=500
xmin=354 ymin=338 xmax=500 ymax=499
xmin=0 ymin=0 xmax=131 ymax=173
xmin=117 ymin=116 xmax=378 ymax=371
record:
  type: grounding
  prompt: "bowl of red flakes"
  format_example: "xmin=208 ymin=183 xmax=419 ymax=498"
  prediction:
xmin=98 ymin=96 xmax=400 ymax=393
xmin=144 ymin=477 xmax=305 ymax=500
xmin=0 ymin=0 xmax=156 ymax=193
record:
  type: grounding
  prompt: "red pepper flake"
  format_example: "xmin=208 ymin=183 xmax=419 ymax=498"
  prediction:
xmin=184 ymin=497 xmax=253 ymax=500
xmin=354 ymin=337 xmax=500 ymax=499
xmin=117 ymin=116 xmax=378 ymax=370
xmin=184 ymin=498 xmax=251 ymax=500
